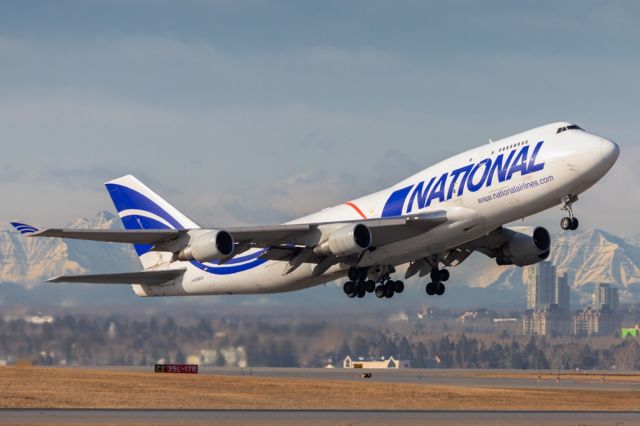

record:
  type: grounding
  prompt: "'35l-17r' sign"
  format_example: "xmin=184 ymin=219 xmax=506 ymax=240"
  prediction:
xmin=154 ymin=364 xmax=198 ymax=374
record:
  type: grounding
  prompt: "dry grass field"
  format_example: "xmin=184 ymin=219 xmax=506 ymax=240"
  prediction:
xmin=1 ymin=367 xmax=640 ymax=411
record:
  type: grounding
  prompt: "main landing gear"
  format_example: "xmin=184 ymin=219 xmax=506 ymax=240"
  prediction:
xmin=425 ymin=267 xmax=449 ymax=296
xmin=374 ymin=278 xmax=404 ymax=299
xmin=560 ymin=195 xmax=579 ymax=231
xmin=342 ymin=267 xmax=404 ymax=300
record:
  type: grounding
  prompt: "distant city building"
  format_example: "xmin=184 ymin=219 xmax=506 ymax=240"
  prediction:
xmin=555 ymin=272 xmax=571 ymax=314
xmin=593 ymin=283 xmax=619 ymax=312
xmin=107 ymin=321 xmax=118 ymax=339
xmin=343 ymin=355 xmax=410 ymax=369
xmin=457 ymin=309 xmax=490 ymax=323
xmin=492 ymin=318 xmax=518 ymax=324
xmin=523 ymin=263 xmax=571 ymax=336
xmin=523 ymin=305 xmax=571 ymax=336
xmin=573 ymin=284 xmax=621 ymax=336
xmin=574 ymin=306 xmax=618 ymax=336
xmin=24 ymin=314 xmax=54 ymax=325
xmin=197 ymin=347 xmax=247 ymax=367
xmin=526 ymin=261 xmax=556 ymax=310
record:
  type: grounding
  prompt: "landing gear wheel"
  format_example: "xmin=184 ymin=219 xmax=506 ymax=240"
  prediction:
xmin=365 ymin=280 xmax=376 ymax=293
xmin=560 ymin=195 xmax=579 ymax=231
xmin=384 ymin=284 xmax=394 ymax=298
xmin=430 ymin=269 xmax=441 ymax=282
xmin=439 ymin=269 xmax=450 ymax=282
xmin=357 ymin=289 xmax=366 ymax=298
xmin=570 ymin=217 xmax=579 ymax=231
xmin=435 ymin=282 xmax=445 ymax=296
xmin=375 ymin=285 xmax=385 ymax=298
xmin=394 ymin=280 xmax=404 ymax=293
xmin=343 ymin=281 xmax=355 ymax=295
xmin=426 ymin=282 xmax=436 ymax=296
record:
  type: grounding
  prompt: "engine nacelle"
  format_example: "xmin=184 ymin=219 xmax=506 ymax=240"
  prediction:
xmin=314 ymin=223 xmax=372 ymax=257
xmin=496 ymin=226 xmax=551 ymax=267
xmin=178 ymin=230 xmax=235 ymax=263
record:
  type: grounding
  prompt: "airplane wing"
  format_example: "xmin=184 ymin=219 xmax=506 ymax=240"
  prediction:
xmin=29 ymin=228 xmax=181 ymax=244
xmin=15 ymin=211 xmax=447 ymax=249
xmin=13 ymin=211 xmax=450 ymax=274
xmin=12 ymin=220 xmax=181 ymax=244
xmin=46 ymin=268 xmax=187 ymax=284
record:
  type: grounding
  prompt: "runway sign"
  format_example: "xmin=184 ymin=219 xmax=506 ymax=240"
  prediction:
xmin=154 ymin=364 xmax=198 ymax=374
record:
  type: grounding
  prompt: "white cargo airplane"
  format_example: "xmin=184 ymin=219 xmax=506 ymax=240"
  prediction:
xmin=12 ymin=122 xmax=619 ymax=299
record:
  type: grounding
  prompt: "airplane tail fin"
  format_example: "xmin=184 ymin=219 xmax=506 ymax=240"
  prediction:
xmin=105 ymin=175 xmax=199 ymax=268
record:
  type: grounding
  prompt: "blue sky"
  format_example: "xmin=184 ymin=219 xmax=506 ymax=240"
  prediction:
xmin=1 ymin=1 xmax=638 ymax=235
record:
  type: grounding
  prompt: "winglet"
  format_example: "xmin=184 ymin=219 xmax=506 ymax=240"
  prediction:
xmin=10 ymin=221 xmax=39 ymax=235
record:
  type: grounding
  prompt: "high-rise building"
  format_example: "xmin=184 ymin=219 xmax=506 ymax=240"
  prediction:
xmin=555 ymin=272 xmax=571 ymax=314
xmin=593 ymin=283 xmax=619 ymax=312
xmin=574 ymin=306 xmax=618 ymax=336
xmin=525 ymin=261 xmax=556 ymax=310
xmin=573 ymin=283 xmax=620 ymax=336
xmin=523 ymin=263 xmax=573 ymax=336
xmin=523 ymin=305 xmax=571 ymax=336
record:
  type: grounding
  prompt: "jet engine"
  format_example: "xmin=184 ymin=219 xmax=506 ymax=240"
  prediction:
xmin=314 ymin=223 xmax=372 ymax=257
xmin=178 ymin=230 xmax=235 ymax=262
xmin=496 ymin=226 xmax=551 ymax=267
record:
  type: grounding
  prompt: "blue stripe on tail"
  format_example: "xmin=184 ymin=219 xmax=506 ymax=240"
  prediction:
xmin=105 ymin=183 xmax=185 ymax=230
xmin=10 ymin=221 xmax=39 ymax=234
xmin=105 ymin=183 xmax=184 ymax=256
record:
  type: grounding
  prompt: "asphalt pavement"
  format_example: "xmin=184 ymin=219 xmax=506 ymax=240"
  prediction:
xmin=1 ymin=409 xmax=639 ymax=425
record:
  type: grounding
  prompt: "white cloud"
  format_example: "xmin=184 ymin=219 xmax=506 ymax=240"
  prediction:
xmin=0 ymin=35 xmax=637 ymax=236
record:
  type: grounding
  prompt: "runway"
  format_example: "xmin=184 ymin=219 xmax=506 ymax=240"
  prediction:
xmin=3 ymin=367 xmax=639 ymax=424
xmin=189 ymin=367 xmax=640 ymax=391
xmin=1 ymin=409 xmax=640 ymax=425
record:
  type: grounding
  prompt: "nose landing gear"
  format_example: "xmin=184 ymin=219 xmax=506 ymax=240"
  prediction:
xmin=560 ymin=195 xmax=579 ymax=231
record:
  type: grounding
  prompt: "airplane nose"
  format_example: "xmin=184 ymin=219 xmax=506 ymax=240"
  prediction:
xmin=599 ymin=138 xmax=620 ymax=167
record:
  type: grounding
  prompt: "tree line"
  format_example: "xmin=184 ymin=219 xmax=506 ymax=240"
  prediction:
xmin=0 ymin=314 xmax=638 ymax=370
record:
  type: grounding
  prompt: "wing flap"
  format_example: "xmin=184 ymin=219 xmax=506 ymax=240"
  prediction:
xmin=366 ymin=211 xmax=448 ymax=246
xmin=46 ymin=268 xmax=186 ymax=284
xmin=221 ymin=211 xmax=448 ymax=248
xmin=221 ymin=224 xmax=312 ymax=245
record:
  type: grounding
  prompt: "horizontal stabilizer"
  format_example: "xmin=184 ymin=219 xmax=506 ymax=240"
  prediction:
xmin=10 ymin=221 xmax=39 ymax=235
xmin=46 ymin=268 xmax=187 ymax=285
xmin=30 ymin=228 xmax=181 ymax=244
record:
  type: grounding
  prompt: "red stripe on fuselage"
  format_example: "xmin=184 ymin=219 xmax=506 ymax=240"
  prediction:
xmin=345 ymin=202 xmax=367 ymax=219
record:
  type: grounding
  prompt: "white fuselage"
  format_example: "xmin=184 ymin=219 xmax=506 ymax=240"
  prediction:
xmin=133 ymin=122 xmax=619 ymax=296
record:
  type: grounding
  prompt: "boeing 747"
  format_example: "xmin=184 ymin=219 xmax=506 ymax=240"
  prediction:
xmin=12 ymin=122 xmax=619 ymax=299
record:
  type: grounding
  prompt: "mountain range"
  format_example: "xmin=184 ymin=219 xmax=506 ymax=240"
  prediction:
xmin=1 ymin=211 xmax=639 ymax=308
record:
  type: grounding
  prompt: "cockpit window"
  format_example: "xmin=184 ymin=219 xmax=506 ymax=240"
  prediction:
xmin=556 ymin=124 xmax=583 ymax=134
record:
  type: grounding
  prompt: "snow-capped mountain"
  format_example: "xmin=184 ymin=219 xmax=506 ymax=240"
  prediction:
xmin=0 ymin=211 xmax=138 ymax=287
xmin=1 ymin=211 xmax=638 ymax=307
xmin=454 ymin=228 xmax=640 ymax=303
xmin=549 ymin=229 xmax=640 ymax=289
